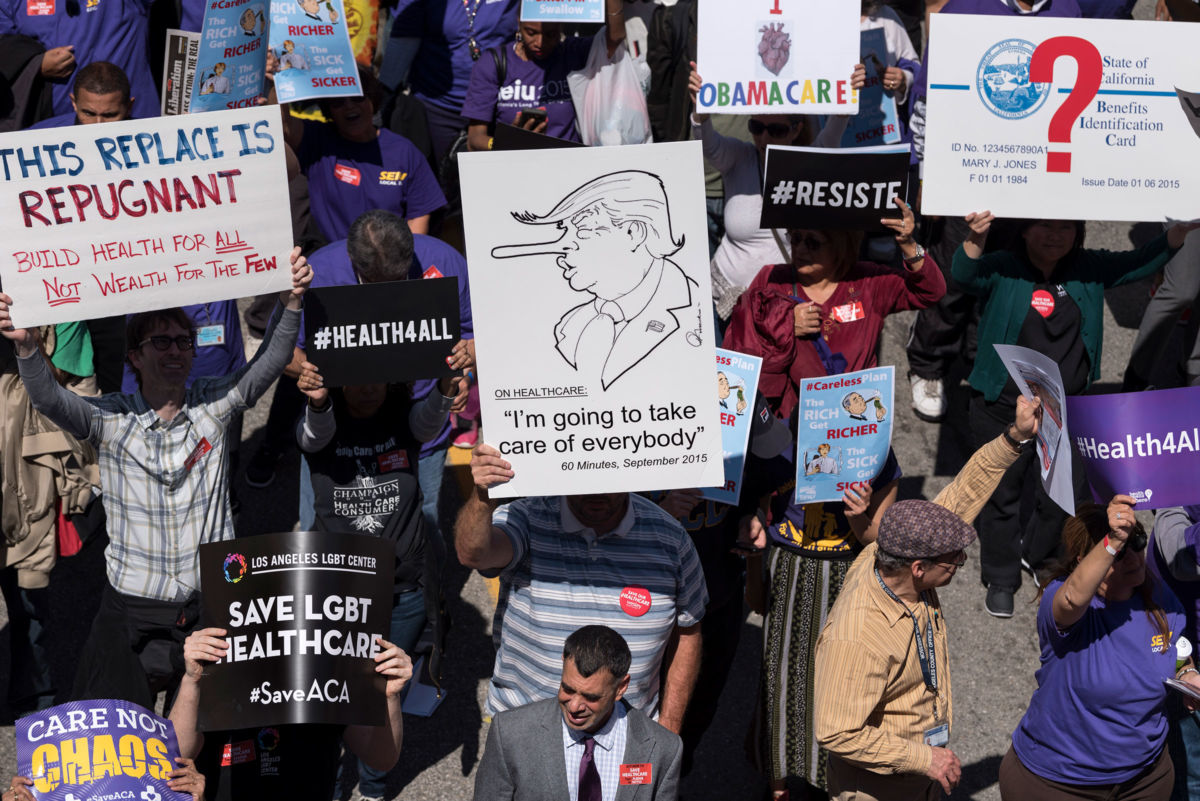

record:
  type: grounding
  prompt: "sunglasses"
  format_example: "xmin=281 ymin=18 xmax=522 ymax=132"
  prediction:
xmin=139 ymin=335 xmax=195 ymax=352
xmin=748 ymin=119 xmax=793 ymax=138
xmin=790 ymin=233 xmax=828 ymax=252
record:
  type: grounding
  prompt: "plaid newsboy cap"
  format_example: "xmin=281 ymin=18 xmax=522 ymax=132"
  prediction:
xmin=876 ymin=500 xmax=977 ymax=559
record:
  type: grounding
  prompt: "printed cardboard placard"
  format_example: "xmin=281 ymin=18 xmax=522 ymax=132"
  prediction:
xmin=826 ymin=27 xmax=902 ymax=147
xmin=1068 ymin=385 xmax=1200 ymax=510
xmin=16 ymin=700 xmax=190 ymax=801
xmin=794 ymin=366 xmax=894 ymax=504
xmin=304 ymin=278 xmax=460 ymax=386
xmin=198 ymin=531 xmax=393 ymax=730
xmin=760 ymin=144 xmax=909 ymax=230
xmin=162 ymin=29 xmax=202 ymax=116
xmin=0 ymin=107 xmax=293 ymax=328
xmin=190 ymin=0 xmax=269 ymax=113
xmin=695 ymin=0 xmax=859 ymax=115
xmin=459 ymin=141 xmax=723 ymax=497
xmin=269 ymin=0 xmax=362 ymax=103
xmin=923 ymin=16 xmax=1200 ymax=221
xmin=700 ymin=348 xmax=763 ymax=505
xmin=996 ymin=344 xmax=1075 ymax=515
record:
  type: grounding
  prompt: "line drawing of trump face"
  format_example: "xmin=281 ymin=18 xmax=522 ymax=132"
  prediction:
xmin=491 ymin=170 xmax=703 ymax=390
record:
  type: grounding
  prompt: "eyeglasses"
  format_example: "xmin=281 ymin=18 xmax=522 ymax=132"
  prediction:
xmin=748 ymin=119 xmax=793 ymax=138
xmin=934 ymin=551 xmax=968 ymax=568
xmin=789 ymin=232 xmax=828 ymax=252
xmin=139 ymin=335 xmax=194 ymax=352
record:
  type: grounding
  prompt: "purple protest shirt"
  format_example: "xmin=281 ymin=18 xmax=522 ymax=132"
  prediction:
xmin=0 ymin=0 xmax=161 ymax=120
xmin=461 ymin=36 xmax=591 ymax=142
xmin=297 ymin=121 xmax=447 ymax=242
xmin=391 ymin=0 xmax=520 ymax=114
xmin=1011 ymin=577 xmax=1183 ymax=785
xmin=303 ymin=235 xmax=473 ymax=456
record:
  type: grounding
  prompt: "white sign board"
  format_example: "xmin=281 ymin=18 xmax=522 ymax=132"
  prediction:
xmin=0 ymin=108 xmax=293 ymax=328
xmin=460 ymin=141 xmax=724 ymax=498
xmin=923 ymin=15 xmax=1200 ymax=221
xmin=695 ymin=0 xmax=859 ymax=115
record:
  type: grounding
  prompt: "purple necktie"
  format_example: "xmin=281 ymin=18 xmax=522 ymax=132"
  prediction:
xmin=578 ymin=736 xmax=601 ymax=801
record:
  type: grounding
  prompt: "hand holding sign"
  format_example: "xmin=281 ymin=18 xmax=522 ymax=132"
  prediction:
xmin=166 ymin=758 xmax=206 ymax=801
xmin=373 ymin=637 xmax=413 ymax=698
xmin=281 ymin=247 xmax=314 ymax=309
xmin=4 ymin=777 xmax=35 ymax=801
xmin=0 ymin=292 xmax=35 ymax=357
xmin=470 ymin=443 xmax=515 ymax=495
xmin=1106 ymin=494 xmax=1138 ymax=551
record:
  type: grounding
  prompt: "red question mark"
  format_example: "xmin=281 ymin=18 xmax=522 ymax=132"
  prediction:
xmin=1029 ymin=36 xmax=1103 ymax=173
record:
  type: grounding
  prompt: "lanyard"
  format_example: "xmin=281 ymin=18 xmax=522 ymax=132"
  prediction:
xmin=874 ymin=569 xmax=938 ymax=696
xmin=461 ymin=0 xmax=482 ymax=60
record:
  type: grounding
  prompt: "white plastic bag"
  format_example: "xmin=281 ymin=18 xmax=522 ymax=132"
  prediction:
xmin=567 ymin=31 xmax=652 ymax=147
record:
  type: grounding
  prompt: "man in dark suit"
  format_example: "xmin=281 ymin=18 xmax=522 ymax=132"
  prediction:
xmin=474 ymin=625 xmax=682 ymax=801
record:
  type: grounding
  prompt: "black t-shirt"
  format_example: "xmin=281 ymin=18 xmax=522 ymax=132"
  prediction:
xmin=998 ymin=282 xmax=1090 ymax=406
xmin=304 ymin=390 xmax=425 ymax=594
xmin=197 ymin=724 xmax=344 ymax=800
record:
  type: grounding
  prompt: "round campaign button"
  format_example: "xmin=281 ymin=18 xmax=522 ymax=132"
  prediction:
xmin=619 ymin=586 xmax=652 ymax=617
xmin=1031 ymin=289 xmax=1055 ymax=318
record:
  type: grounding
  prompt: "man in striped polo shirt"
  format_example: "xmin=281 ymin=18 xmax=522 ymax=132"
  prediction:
xmin=455 ymin=443 xmax=708 ymax=734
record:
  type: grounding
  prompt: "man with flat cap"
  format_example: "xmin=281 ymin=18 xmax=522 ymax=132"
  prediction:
xmin=813 ymin=395 xmax=1042 ymax=800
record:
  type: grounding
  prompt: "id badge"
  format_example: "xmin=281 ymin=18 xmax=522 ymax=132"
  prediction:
xmin=196 ymin=324 xmax=225 ymax=347
xmin=923 ymin=723 xmax=948 ymax=747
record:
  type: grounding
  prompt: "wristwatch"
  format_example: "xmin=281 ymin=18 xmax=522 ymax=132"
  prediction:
xmin=1002 ymin=425 xmax=1032 ymax=452
xmin=902 ymin=243 xmax=926 ymax=266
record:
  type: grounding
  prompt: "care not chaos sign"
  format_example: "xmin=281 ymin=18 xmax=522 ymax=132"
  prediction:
xmin=198 ymin=531 xmax=393 ymax=730
xmin=760 ymin=144 xmax=909 ymax=230
xmin=16 ymin=700 xmax=190 ymax=801
xmin=922 ymin=16 xmax=1200 ymax=221
xmin=304 ymin=278 xmax=460 ymax=386
xmin=696 ymin=0 xmax=859 ymax=115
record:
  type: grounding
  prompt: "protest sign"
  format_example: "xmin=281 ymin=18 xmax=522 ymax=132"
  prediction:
xmin=0 ymin=107 xmax=293 ymax=329
xmin=996 ymin=345 xmax=1074 ymax=515
xmin=459 ymin=141 xmax=723 ymax=498
xmin=695 ymin=0 xmax=859 ymax=115
xmin=493 ymin=122 xmax=585 ymax=151
xmin=922 ymin=16 xmax=1200 ymax=221
xmin=794 ymin=366 xmax=894 ymax=504
xmin=16 ymin=700 xmax=189 ymax=801
xmin=269 ymin=0 xmax=362 ymax=104
xmin=760 ymin=144 xmax=909 ymax=230
xmin=305 ymin=278 xmax=459 ymax=386
xmin=345 ymin=0 xmax=380 ymax=65
xmin=700 ymin=349 xmax=763 ymax=505
xmin=198 ymin=531 xmax=393 ymax=730
xmin=521 ymin=0 xmax=602 ymax=23
xmin=824 ymin=27 xmax=903 ymax=148
xmin=161 ymin=29 xmax=202 ymax=116
xmin=1068 ymin=385 xmax=1200 ymax=510
xmin=190 ymin=0 xmax=269 ymax=113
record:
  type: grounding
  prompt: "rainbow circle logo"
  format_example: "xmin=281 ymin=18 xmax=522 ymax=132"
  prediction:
xmin=223 ymin=553 xmax=248 ymax=583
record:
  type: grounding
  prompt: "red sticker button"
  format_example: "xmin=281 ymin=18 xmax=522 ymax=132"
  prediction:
xmin=184 ymin=437 xmax=212 ymax=472
xmin=620 ymin=763 xmax=652 ymax=785
xmin=1031 ymin=289 xmax=1055 ymax=318
xmin=378 ymin=449 xmax=410 ymax=472
xmin=220 ymin=739 xmax=256 ymax=767
xmin=831 ymin=300 xmax=865 ymax=323
xmin=333 ymin=164 xmax=361 ymax=186
xmin=619 ymin=586 xmax=651 ymax=617
xmin=422 ymin=265 xmax=444 ymax=279
xmin=26 ymin=0 xmax=54 ymax=14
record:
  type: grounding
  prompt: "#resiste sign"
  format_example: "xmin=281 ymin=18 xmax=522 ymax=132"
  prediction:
xmin=922 ymin=15 xmax=1200 ymax=221
xmin=0 ymin=107 xmax=293 ymax=328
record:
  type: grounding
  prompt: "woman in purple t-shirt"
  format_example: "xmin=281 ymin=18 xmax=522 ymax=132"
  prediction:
xmin=1000 ymin=496 xmax=1199 ymax=800
xmin=462 ymin=0 xmax=625 ymax=151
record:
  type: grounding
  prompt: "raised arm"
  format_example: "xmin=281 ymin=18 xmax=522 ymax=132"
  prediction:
xmin=454 ymin=444 xmax=516 ymax=571
xmin=1053 ymin=495 xmax=1137 ymax=630
xmin=0 ymin=294 xmax=96 ymax=440
xmin=343 ymin=638 xmax=411 ymax=771
xmin=233 ymin=248 xmax=312 ymax=405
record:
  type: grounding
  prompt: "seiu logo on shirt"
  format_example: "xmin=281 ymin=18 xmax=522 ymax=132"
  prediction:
xmin=378 ymin=170 xmax=408 ymax=187
xmin=498 ymin=78 xmax=571 ymax=104
xmin=86 ymin=0 xmax=100 ymax=12
xmin=1151 ymin=631 xmax=1174 ymax=654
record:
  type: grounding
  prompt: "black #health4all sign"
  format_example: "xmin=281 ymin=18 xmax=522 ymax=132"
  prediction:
xmin=305 ymin=278 xmax=461 ymax=387
xmin=760 ymin=144 xmax=911 ymax=230
xmin=198 ymin=531 xmax=393 ymax=730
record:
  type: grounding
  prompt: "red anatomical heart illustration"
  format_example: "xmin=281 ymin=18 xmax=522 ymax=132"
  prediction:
xmin=758 ymin=23 xmax=791 ymax=76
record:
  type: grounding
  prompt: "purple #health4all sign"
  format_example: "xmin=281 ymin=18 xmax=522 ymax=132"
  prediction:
xmin=1068 ymin=386 xmax=1200 ymax=510
xmin=16 ymin=700 xmax=190 ymax=801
